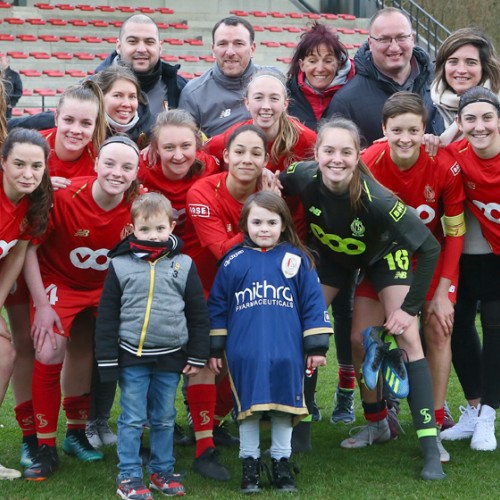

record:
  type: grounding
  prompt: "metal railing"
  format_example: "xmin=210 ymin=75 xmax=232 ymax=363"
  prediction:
xmin=376 ymin=0 xmax=451 ymax=59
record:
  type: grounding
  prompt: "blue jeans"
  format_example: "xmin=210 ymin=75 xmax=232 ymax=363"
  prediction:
xmin=117 ymin=364 xmax=180 ymax=480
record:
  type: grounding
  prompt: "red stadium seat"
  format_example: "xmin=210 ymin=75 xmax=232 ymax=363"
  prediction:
xmin=87 ymin=70 xmax=95 ymax=75
xmin=261 ymin=41 xmax=281 ymax=48
xmin=270 ymin=12 xmax=286 ymax=18
xmin=249 ymin=11 xmax=267 ymax=17
xmin=11 ymin=109 xmax=24 ymax=117
xmin=43 ymin=70 xmax=65 ymax=77
xmin=170 ymin=23 xmax=188 ymax=30
xmin=164 ymin=38 xmax=184 ymax=45
xmin=322 ymin=13 xmax=339 ymax=20
xmin=281 ymin=42 xmax=297 ymax=48
xmin=110 ymin=21 xmax=123 ymax=28
xmin=82 ymin=36 xmax=102 ymax=43
xmin=53 ymin=52 xmax=73 ymax=60
xmin=355 ymin=28 xmax=369 ymax=35
xmin=8 ymin=52 xmax=28 ymax=59
xmin=47 ymin=19 xmax=68 ymax=26
xmin=90 ymin=20 xmax=109 ymax=27
xmin=116 ymin=6 xmax=135 ymax=13
xmin=76 ymin=4 xmax=96 ymax=11
xmin=5 ymin=18 xmax=25 ymax=24
xmin=56 ymin=4 xmax=76 ymax=10
xmin=156 ymin=8 xmax=174 ymax=14
xmin=179 ymin=55 xmax=200 ymax=62
xmin=30 ymin=52 xmax=51 ymax=59
xmin=266 ymin=26 xmax=283 ymax=32
xmin=95 ymin=53 xmax=109 ymax=60
xmin=0 ymin=34 xmax=15 ymax=41
xmin=27 ymin=18 xmax=46 ymax=25
xmin=69 ymin=19 xmax=88 ymax=27
xmin=39 ymin=35 xmax=60 ymax=42
xmin=287 ymin=12 xmax=304 ymax=18
xmin=103 ymin=37 xmax=118 ymax=44
xmin=137 ymin=7 xmax=155 ymax=14
xmin=97 ymin=5 xmax=115 ymax=12
xmin=304 ymin=13 xmax=321 ymax=19
xmin=22 ymin=89 xmax=33 ymax=96
xmin=61 ymin=35 xmax=81 ymax=43
xmin=34 ymin=3 xmax=54 ymax=9
xmin=66 ymin=70 xmax=87 ymax=78
xmin=284 ymin=26 xmax=302 ymax=33
xmin=253 ymin=26 xmax=265 ymax=32
xmin=338 ymin=13 xmax=357 ymax=20
xmin=24 ymin=108 xmax=44 ymax=115
xmin=277 ymin=57 xmax=292 ymax=63
xmin=178 ymin=71 xmax=194 ymax=80
xmin=230 ymin=10 xmax=248 ymax=16
xmin=17 ymin=34 xmax=38 ymax=41
xmin=157 ymin=23 xmax=170 ymax=29
xmin=199 ymin=55 xmax=215 ymax=62
xmin=73 ymin=52 xmax=95 ymax=61
xmin=161 ymin=55 xmax=179 ymax=62
xmin=185 ymin=39 xmax=204 ymax=46
xmin=20 ymin=69 xmax=41 ymax=76
xmin=34 ymin=88 xmax=57 ymax=96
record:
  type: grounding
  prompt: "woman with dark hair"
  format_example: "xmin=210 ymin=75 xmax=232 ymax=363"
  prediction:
xmin=0 ymin=127 xmax=52 ymax=480
xmin=427 ymin=27 xmax=500 ymax=144
xmin=286 ymin=21 xmax=355 ymax=131
xmin=440 ymin=87 xmax=500 ymax=450
xmin=22 ymin=136 xmax=140 ymax=481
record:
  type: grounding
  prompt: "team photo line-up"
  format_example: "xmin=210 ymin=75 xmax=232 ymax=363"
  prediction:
xmin=1 ymin=5 xmax=499 ymax=499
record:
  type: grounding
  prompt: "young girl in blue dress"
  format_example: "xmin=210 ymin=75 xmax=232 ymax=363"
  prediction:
xmin=208 ymin=191 xmax=331 ymax=493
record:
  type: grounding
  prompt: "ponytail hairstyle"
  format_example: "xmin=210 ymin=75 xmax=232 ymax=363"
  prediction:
xmin=56 ymin=79 xmax=107 ymax=152
xmin=150 ymin=109 xmax=205 ymax=178
xmin=316 ymin=117 xmax=376 ymax=213
xmin=245 ymin=70 xmax=299 ymax=166
xmin=1 ymin=128 xmax=53 ymax=237
xmin=240 ymin=191 xmax=316 ymax=266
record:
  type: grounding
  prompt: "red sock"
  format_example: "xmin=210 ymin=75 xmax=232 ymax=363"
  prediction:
xmin=214 ymin=375 xmax=233 ymax=425
xmin=188 ymin=383 xmax=216 ymax=458
xmin=435 ymin=407 xmax=445 ymax=428
xmin=338 ymin=364 xmax=356 ymax=391
xmin=32 ymin=360 xmax=62 ymax=447
xmin=63 ymin=394 xmax=91 ymax=431
xmin=15 ymin=400 xmax=36 ymax=438
xmin=363 ymin=401 xmax=388 ymax=422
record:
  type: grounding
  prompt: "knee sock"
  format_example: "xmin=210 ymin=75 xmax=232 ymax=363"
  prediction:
xmin=362 ymin=400 xmax=387 ymax=422
xmin=188 ymin=383 xmax=216 ymax=458
xmin=32 ymin=360 xmax=63 ymax=447
xmin=338 ymin=364 xmax=356 ymax=391
xmin=63 ymin=394 xmax=91 ymax=433
xmin=214 ymin=375 xmax=233 ymax=426
xmin=15 ymin=400 xmax=37 ymax=441
xmin=406 ymin=359 xmax=444 ymax=478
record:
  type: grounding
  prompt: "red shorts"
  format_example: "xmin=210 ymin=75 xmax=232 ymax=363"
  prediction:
xmin=30 ymin=281 xmax=101 ymax=337
xmin=4 ymin=273 xmax=30 ymax=307
xmin=356 ymin=253 xmax=458 ymax=304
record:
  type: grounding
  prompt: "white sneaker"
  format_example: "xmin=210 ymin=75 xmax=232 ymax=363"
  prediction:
xmin=340 ymin=419 xmax=391 ymax=449
xmin=96 ymin=418 xmax=117 ymax=446
xmin=0 ymin=463 xmax=21 ymax=480
xmin=436 ymin=432 xmax=450 ymax=463
xmin=440 ymin=403 xmax=480 ymax=441
xmin=85 ymin=420 xmax=103 ymax=449
xmin=471 ymin=404 xmax=497 ymax=451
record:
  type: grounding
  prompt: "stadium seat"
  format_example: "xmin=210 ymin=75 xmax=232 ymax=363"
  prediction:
xmin=110 ymin=21 xmax=123 ymax=28
xmin=39 ymin=35 xmax=59 ymax=42
xmin=8 ymin=52 xmax=28 ymax=59
xmin=27 ymin=18 xmax=46 ymax=25
xmin=0 ymin=2 xmax=12 ymax=7
xmin=170 ymin=23 xmax=189 ymax=30
xmin=30 ymin=52 xmax=51 ymax=59
xmin=249 ymin=11 xmax=267 ymax=17
xmin=276 ymin=57 xmax=292 ymax=63
xmin=266 ymin=26 xmax=283 ymax=32
xmin=103 ymin=37 xmax=118 ymax=44
xmin=90 ymin=20 xmax=109 ymax=27
xmin=34 ymin=3 xmax=55 ymax=9
xmin=11 ymin=108 xmax=24 ymax=117
xmin=179 ymin=55 xmax=200 ymax=62
xmin=22 ymin=89 xmax=33 ymax=96
xmin=56 ymin=4 xmax=76 ymax=10
xmin=261 ymin=41 xmax=281 ymax=48
xmin=281 ymin=42 xmax=297 ymax=48
xmin=322 ymin=13 xmax=339 ymax=20
xmin=69 ymin=19 xmax=88 ymax=27
xmin=230 ymin=10 xmax=248 ymax=16
xmin=82 ymin=36 xmax=102 ymax=43
xmin=61 ymin=35 xmax=81 ymax=43
xmin=96 ymin=5 xmax=115 ymax=12
xmin=95 ymin=53 xmax=109 ymax=60
xmin=338 ymin=14 xmax=357 ymax=20
xmin=270 ymin=12 xmax=286 ymax=18
xmin=178 ymin=71 xmax=194 ymax=80
xmin=43 ymin=70 xmax=65 ymax=77
xmin=287 ymin=12 xmax=304 ymax=19
xmin=137 ymin=7 xmax=155 ymax=14
xmin=20 ymin=69 xmax=42 ymax=77
xmin=53 ymin=52 xmax=73 ymax=60
xmin=24 ymin=108 xmax=44 ymax=115
xmin=161 ymin=55 xmax=179 ymax=62
xmin=185 ymin=39 xmax=204 ymax=46
xmin=164 ymin=38 xmax=184 ymax=45
xmin=76 ymin=4 xmax=96 ymax=11
xmin=199 ymin=55 xmax=215 ymax=62
xmin=157 ymin=23 xmax=170 ymax=29
xmin=305 ymin=13 xmax=322 ymax=19
xmin=66 ymin=70 xmax=87 ymax=77
xmin=47 ymin=19 xmax=68 ymax=26
xmin=116 ymin=6 xmax=135 ymax=13
xmin=34 ymin=88 xmax=57 ymax=96
xmin=0 ymin=34 xmax=15 ymax=41
xmin=17 ymin=34 xmax=38 ymax=41
xmin=156 ymin=8 xmax=174 ymax=14
xmin=284 ymin=26 xmax=302 ymax=33
xmin=253 ymin=26 xmax=265 ymax=32
xmin=5 ymin=18 xmax=25 ymax=24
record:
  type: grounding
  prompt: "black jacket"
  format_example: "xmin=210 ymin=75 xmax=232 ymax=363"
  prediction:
xmin=2 ymin=66 xmax=23 ymax=109
xmin=327 ymin=42 xmax=434 ymax=146
xmin=95 ymin=52 xmax=186 ymax=110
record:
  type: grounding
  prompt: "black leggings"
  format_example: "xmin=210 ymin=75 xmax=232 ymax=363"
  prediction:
xmin=451 ymin=254 xmax=500 ymax=409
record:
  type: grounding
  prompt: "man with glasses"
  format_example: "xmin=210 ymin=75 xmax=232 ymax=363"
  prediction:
xmin=327 ymin=7 xmax=433 ymax=145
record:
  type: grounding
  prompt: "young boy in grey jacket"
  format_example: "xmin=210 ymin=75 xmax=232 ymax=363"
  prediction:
xmin=96 ymin=192 xmax=209 ymax=500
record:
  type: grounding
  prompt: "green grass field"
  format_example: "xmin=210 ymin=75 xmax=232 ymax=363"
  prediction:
xmin=0 ymin=316 xmax=497 ymax=499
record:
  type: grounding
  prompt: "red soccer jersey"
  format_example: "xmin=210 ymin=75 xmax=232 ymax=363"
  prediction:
xmin=186 ymin=171 xmax=246 ymax=291
xmin=362 ymin=143 xmax=465 ymax=280
xmin=138 ymin=150 xmax=220 ymax=249
xmin=447 ymin=139 xmax=500 ymax=254
xmin=36 ymin=176 xmax=133 ymax=290
xmin=0 ymin=172 xmax=29 ymax=260
xmin=41 ymin=128 xmax=96 ymax=178
xmin=204 ymin=118 xmax=316 ymax=172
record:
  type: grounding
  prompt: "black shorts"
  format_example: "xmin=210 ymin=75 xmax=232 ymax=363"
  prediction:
xmin=316 ymin=258 xmax=358 ymax=290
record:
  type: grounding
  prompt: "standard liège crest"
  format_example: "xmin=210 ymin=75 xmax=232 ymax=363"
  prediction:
xmin=350 ymin=217 xmax=365 ymax=237
xmin=281 ymin=252 xmax=301 ymax=278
